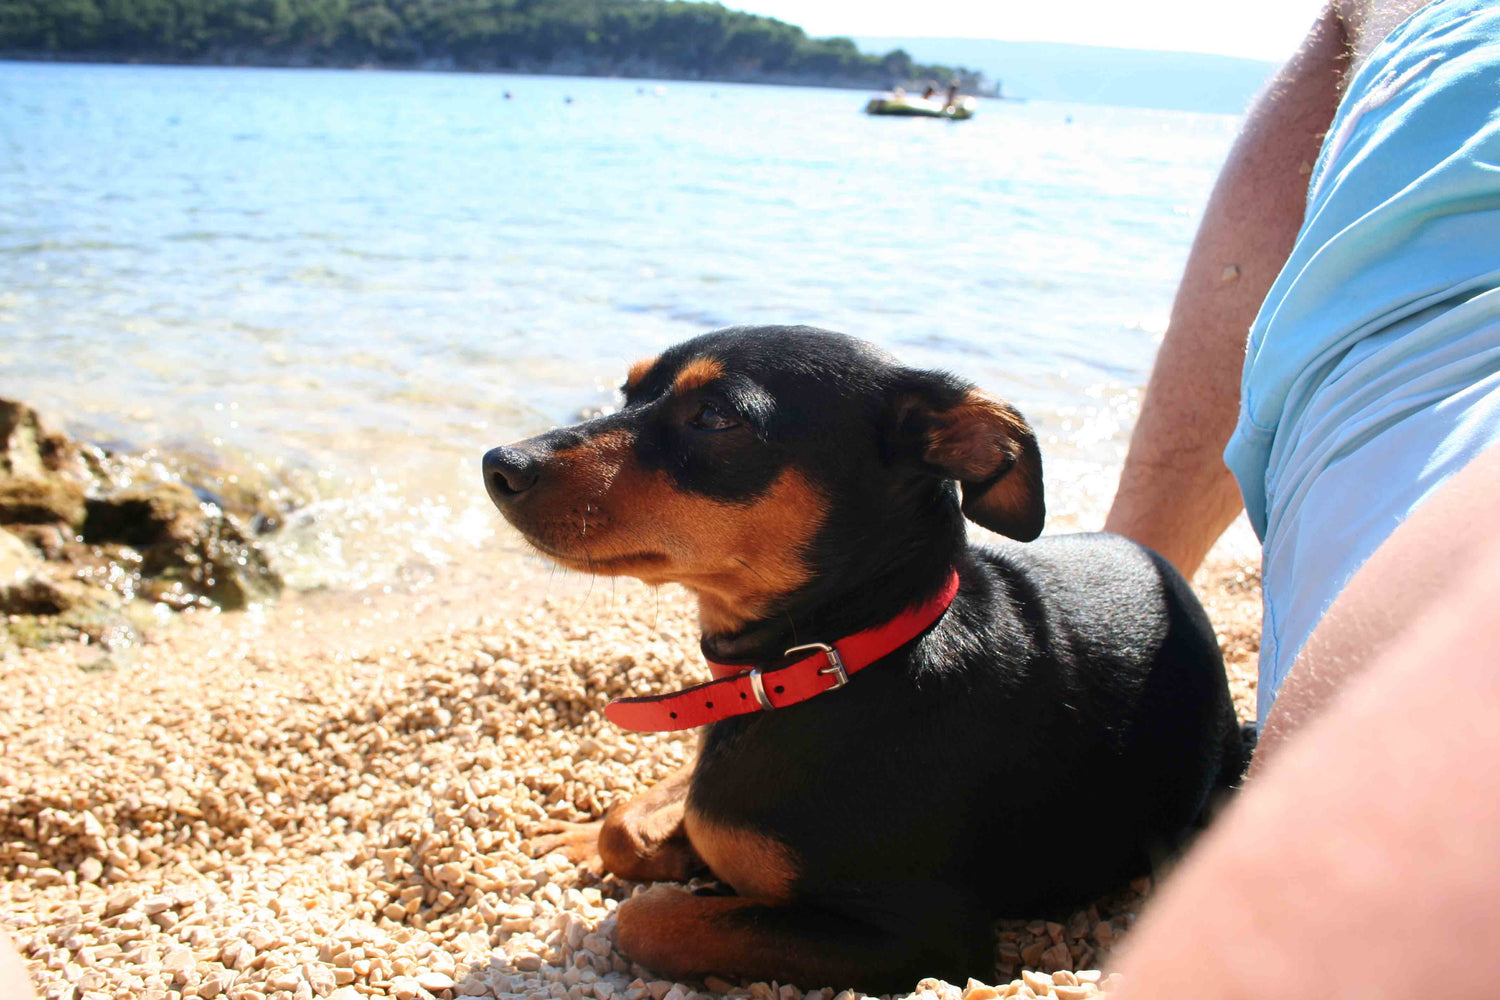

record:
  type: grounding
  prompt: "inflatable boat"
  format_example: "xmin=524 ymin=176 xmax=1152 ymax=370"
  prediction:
xmin=865 ymin=94 xmax=977 ymax=120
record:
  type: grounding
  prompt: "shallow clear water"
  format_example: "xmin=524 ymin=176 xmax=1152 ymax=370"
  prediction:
xmin=0 ymin=61 xmax=1239 ymax=590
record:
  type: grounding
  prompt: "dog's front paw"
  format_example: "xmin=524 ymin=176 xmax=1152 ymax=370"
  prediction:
xmin=525 ymin=819 xmax=605 ymax=873
xmin=616 ymin=885 xmax=698 ymax=970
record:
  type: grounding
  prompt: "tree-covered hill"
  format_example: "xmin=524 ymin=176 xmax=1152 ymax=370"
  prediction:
xmin=0 ymin=0 xmax=986 ymax=91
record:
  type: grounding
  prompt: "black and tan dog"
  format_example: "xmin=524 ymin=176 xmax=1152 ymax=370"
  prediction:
xmin=482 ymin=326 xmax=1242 ymax=991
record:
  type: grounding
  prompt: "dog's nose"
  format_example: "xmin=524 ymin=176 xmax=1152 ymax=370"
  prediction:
xmin=483 ymin=446 xmax=541 ymax=505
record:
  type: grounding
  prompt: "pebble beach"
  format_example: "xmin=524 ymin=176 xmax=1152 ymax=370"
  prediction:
xmin=2 ymin=540 xmax=1262 ymax=1000
xmin=2 ymin=59 xmax=1257 ymax=1000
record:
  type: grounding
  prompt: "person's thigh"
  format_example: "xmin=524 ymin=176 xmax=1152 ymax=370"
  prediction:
xmin=1254 ymin=437 xmax=1500 ymax=766
xmin=1111 ymin=516 xmax=1500 ymax=998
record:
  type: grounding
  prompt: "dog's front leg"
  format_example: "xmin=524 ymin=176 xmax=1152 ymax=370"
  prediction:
xmin=528 ymin=763 xmax=703 ymax=882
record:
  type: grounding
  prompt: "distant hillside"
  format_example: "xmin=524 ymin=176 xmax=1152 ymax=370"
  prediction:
xmin=0 ymin=0 xmax=985 ymax=91
xmin=854 ymin=37 xmax=1279 ymax=114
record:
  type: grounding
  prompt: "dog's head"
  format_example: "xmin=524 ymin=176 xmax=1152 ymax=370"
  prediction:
xmin=484 ymin=326 xmax=1043 ymax=634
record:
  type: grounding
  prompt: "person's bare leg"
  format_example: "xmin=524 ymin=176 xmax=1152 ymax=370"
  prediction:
xmin=1111 ymin=489 xmax=1500 ymax=998
xmin=1104 ymin=3 xmax=1348 ymax=577
xmin=0 ymin=931 xmax=38 ymax=1000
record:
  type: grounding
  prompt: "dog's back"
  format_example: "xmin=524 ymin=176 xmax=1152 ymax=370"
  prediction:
xmin=968 ymin=533 xmax=1242 ymax=907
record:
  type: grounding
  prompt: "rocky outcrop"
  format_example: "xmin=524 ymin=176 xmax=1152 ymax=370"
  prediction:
xmin=0 ymin=398 xmax=288 ymax=649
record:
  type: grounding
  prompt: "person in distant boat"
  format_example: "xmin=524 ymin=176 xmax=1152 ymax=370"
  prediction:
xmin=923 ymin=82 xmax=937 ymax=100
xmin=891 ymin=85 xmax=907 ymax=100
xmin=1105 ymin=0 xmax=1500 ymax=995
xmin=945 ymin=79 xmax=961 ymax=107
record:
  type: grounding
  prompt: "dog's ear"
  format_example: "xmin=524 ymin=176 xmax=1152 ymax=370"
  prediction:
xmin=890 ymin=371 xmax=1045 ymax=541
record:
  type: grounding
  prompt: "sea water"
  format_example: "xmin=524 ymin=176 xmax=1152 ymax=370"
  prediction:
xmin=0 ymin=61 xmax=1240 ymax=592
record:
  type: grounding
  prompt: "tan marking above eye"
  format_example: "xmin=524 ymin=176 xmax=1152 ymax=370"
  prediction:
xmin=625 ymin=356 xmax=659 ymax=392
xmin=673 ymin=356 xmax=725 ymax=394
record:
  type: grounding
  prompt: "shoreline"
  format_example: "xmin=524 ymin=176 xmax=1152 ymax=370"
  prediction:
xmin=0 ymin=53 xmax=1004 ymax=98
xmin=2 ymin=535 xmax=1261 ymax=1000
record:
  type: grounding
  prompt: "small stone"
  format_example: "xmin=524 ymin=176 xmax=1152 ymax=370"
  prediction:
xmin=1221 ymin=264 xmax=1241 ymax=282
xmin=76 ymin=857 xmax=103 ymax=883
xmin=103 ymin=889 xmax=140 ymax=917
xmin=1040 ymin=942 xmax=1072 ymax=971
xmin=1020 ymin=971 xmax=1052 ymax=996
xmin=244 ymin=926 xmax=278 ymax=951
xmin=703 ymin=978 xmax=734 ymax=995
xmin=304 ymin=963 xmax=339 ymax=996
xmin=648 ymin=983 xmax=673 ymax=1000
xmin=1052 ymin=988 xmax=1093 ymax=1000
xmin=269 ymin=972 xmax=305 ymax=992
xmin=198 ymin=970 xmax=236 ymax=998
xmin=420 ymin=972 xmax=458 ymax=992
xmin=1074 ymin=973 xmax=1101 ymax=986
xmin=141 ymin=896 xmax=175 ymax=916
xmin=221 ymin=940 xmax=254 ymax=971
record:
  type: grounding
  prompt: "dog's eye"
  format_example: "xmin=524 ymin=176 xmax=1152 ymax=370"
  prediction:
xmin=689 ymin=403 xmax=739 ymax=432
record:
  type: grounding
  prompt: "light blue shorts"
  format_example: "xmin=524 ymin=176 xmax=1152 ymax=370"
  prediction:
xmin=1223 ymin=0 xmax=1500 ymax=723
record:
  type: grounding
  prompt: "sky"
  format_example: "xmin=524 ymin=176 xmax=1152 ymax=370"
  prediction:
xmin=725 ymin=0 xmax=1326 ymax=62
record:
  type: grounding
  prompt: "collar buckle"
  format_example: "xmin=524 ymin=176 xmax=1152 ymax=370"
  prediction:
xmin=784 ymin=642 xmax=848 ymax=690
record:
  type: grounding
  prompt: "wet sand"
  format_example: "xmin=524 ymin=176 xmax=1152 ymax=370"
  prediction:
xmin=1 ymin=539 xmax=1260 ymax=1000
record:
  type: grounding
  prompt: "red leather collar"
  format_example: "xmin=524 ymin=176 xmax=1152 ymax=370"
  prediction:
xmin=604 ymin=570 xmax=961 ymax=733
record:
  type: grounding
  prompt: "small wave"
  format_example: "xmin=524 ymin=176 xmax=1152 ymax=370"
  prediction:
xmin=0 ymin=239 xmax=140 ymax=254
